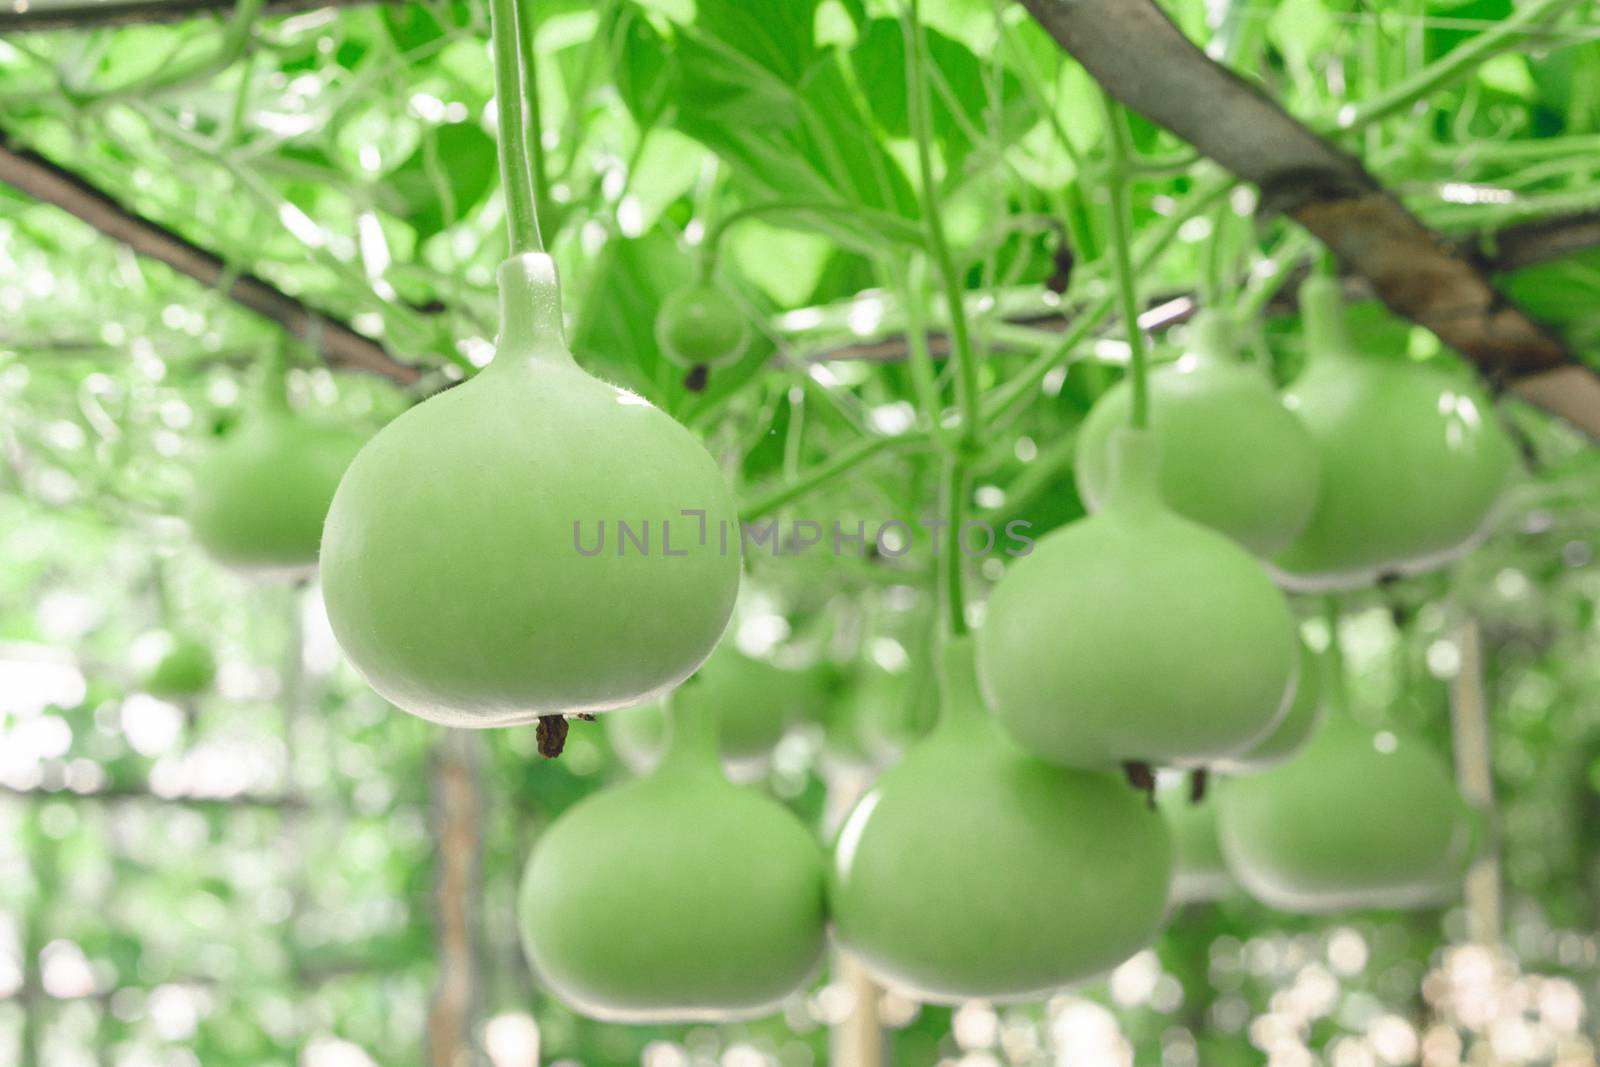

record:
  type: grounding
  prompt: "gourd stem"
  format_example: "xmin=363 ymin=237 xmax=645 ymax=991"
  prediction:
xmin=659 ymin=692 xmax=718 ymax=772
xmin=260 ymin=335 xmax=291 ymax=412
xmin=904 ymin=0 xmax=983 ymax=454
xmin=1322 ymin=596 xmax=1351 ymax=714
xmin=488 ymin=0 xmax=545 ymax=256
xmin=1299 ymin=274 xmax=1352 ymax=362
xmin=513 ymin=0 xmax=552 ymax=231
xmin=1096 ymin=90 xmax=1150 ymax=430
xmin=942 ymin=456 xmax=969 ymax=637
xmin=936 ymin=634 xmax=984 ymax=728
xmin=1187 ymin=309 xmax=1235 ymax=363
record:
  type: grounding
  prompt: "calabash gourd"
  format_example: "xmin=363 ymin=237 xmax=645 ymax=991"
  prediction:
xmin=518 ymin=693 xmax=826 ymax=1022
xmin=656 ymin=282 xmax=750 ymax=371
xmin=142 ymin=635 xmax=217 ymax=700
xmin=1158 ymin=776 xmax=1235 ymax=905
xmin=320 ymin=255 xmax=742 ymax=726
xmin=604 ymin=640 xmax=821 ymax=771
xmin=188 ymin=389 xmax=366 ymax=581
xmin=1273 ymin=276 xmax=1515 ymax=590
xmin=1213 ymin=638 xmax=1324 ymax=774
xmin=1075 ymin=310 xmax=1320 ymax=556
xmin=1216 ymin=710 xmax=1477 ymax=913
xmin=829 ymin=637 xmax=1172 ymax=1003
xmin=977 ymin=428 xmax=1297 ymax=769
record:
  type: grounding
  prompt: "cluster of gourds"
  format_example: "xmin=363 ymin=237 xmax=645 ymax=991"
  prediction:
xmin=170 ymin=232 xmax=1512 ymax=1019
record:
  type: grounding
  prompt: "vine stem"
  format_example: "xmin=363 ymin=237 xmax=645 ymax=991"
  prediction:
xmin=513 ymin=0 xmax=552 ymax=227
xmin=904 ymin=0 xmax=982 ymax=456
xmin=488 ymin=0 xmax=544 ymax=255
xmin=1330 ymin=0 xmax=1583 ymax=132
xmin=1095 ymin=89 xmax=1150 ymax=430
xmin=943 ymin=456 xmax=970 ymax=636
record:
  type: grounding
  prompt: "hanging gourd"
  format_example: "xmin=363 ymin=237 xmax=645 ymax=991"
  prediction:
xmin=977 ymin=428 xmax=1298 ymax=769
xmin=518 ymin=693 xmax=827 ymax=1021
xmin=1273 ymin=276 xmax=1516 ymax=590
xmin=1215 ymin=614 xmax=1478 ymax=911
xmin=188 ymin=356 xmax=366 ymax=581
xmin=1075 ymin=309 xmax=1320 ymax=557
xmin=1213 ymin=638 xmax=1324 ymax=773
xmin=828 ymin=636 xmax=1172 ymax=1003
xmin=604 ymin=639 xmax=820 ymax=771
xmin=318 ymin=0 xmax=741 ymax=729
xmin=1158 ymin=775 xmax=1235 ymax=905
xmin=655 ymin=281 xmax=750 ymax=373
xmin=141 ymin=634 xmax=217 ymax=700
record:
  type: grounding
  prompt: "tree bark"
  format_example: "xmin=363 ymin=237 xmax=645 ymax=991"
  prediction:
xmin=1020 ymin=0 xmax=1600 ymax=441
xmin=0 ymin=129 xmax=420 ymax=385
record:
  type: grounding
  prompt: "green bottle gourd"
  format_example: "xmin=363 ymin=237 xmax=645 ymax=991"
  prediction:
xmin=320 ymin=255 xmax=743 ymax=726
xmin=655 ymin=282 xmax=750 ymax=371
xmin=1075 ymin=310 xmax=1321 ymax=557
xmin=604 ymin=640 xmax=819 ymax=772
xmin=828 ymin=636 xmax=1172 ymax=1003
xmin=518 ymin=691 xmax=826 ymax=1022
xmin=977 ymin=427 xmax=1298 ymax=769
xmin=1157 ymin=776 xmax=1236 ymax=905
xmin=1213 ymin=638 xmax=1324 ymax=774
xmin=1216 ymin=669 xmax=1478 ymax=913
xmin=1273 ymin=277 xmax=1516 ymax=590
xmin=142 ymin=635 xmax=217 ymax=700
xmin=188 ymin=371 xmax=366 ymax=581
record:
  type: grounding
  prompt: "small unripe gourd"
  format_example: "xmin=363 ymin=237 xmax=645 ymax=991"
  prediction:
xmin=142 ymin=635 xmax=217 ymax=700
xmin=977 ymin=428 xmax=1297 ymax=769
xmin=188 ymin=390 xmax=366 ymax=581
xmin=1213 ymin=638 xmax=1324 ymax=774
xmin=321 ymin=255 xmax=742 ymax=726
xmin=1217 ymin=711 xmax=1477 ymax=912
xmin=519 ymin=694 xmax=826 ymax=1022
xmin=655 ymin=282 xmax=750 ymax=370
xmin=829 ymin=637 xmax=1172 ymax=1003
xmin=1273 ymin=277 xmax=1515 ymax=591
xmin=604 ymin=640 xmax=819 ymax=771
xmin=1075 ymin=310 xmax=1320 ymax=556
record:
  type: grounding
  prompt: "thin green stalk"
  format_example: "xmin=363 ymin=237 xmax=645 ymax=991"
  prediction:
xmin=1095 ymin=90 xmax=1150 ymax=429
xmin=739 ymin=431 xmax=931 ymax=521
xmin=702 ymin=200 xmax=925 ymax=257
xmin=943 ymin=456 xmax=970 ymax=636
xmin=54 ymin=0 xmax=263 ymax=106
xmin=905 ymin=0 xmax=982 ymax=453
xmin=488 ymin=0 xmax=544 ymax=255
xmin=1323 ymin=596 xmax=1350 ymax=713
xmin=513 ymin=0 xmax=553 ymax=219
xmin=889 ymin=260 xmax=959 ymax=452
xmin=1329 ymin=0 xmax=1582 ymax=132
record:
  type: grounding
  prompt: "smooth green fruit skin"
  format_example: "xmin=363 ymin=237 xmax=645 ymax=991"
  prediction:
xmin=978 ymin=430 xmax=1297 ymax=769
xmin=1158 ymin=778 xmax=1235 ymax=905
xmin=1217 ymin=714 xmax=1476 ymax=912
xmin=656 ymin=284 xmax=750 ymax=370
xmin=189 ymin=412 xmax=365 ymax=580
xmin=829 ymin=638 xmax=1172 ymax=1004
xmin=519 ymin=714 xmax=825 ymax=1021
xmin=604 ymin=642 xmax=818 ymax=768
xmin=1075 ymin=312 xmax=1321 ymax=557
xmin=143 ymin=636 xmax=217 ymax=699
xmin=1214 ymin=639 xmax=1324 ymax=773
xmin=1273 ymin=279 xmax=1514 ymax=590
xmin=321 ymin=255 xmax=742 ymax=727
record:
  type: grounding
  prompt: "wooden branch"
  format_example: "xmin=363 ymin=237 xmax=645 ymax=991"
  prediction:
xmin=0 ymin=129 xmax=420 ymax=386
xmin=1019 ymin=0 xmax=1600 ymax=441
xmin=0 ymin=782 xmax=305 ymax=808
xmin=0 ymin=0 xmax=391 ymax=33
